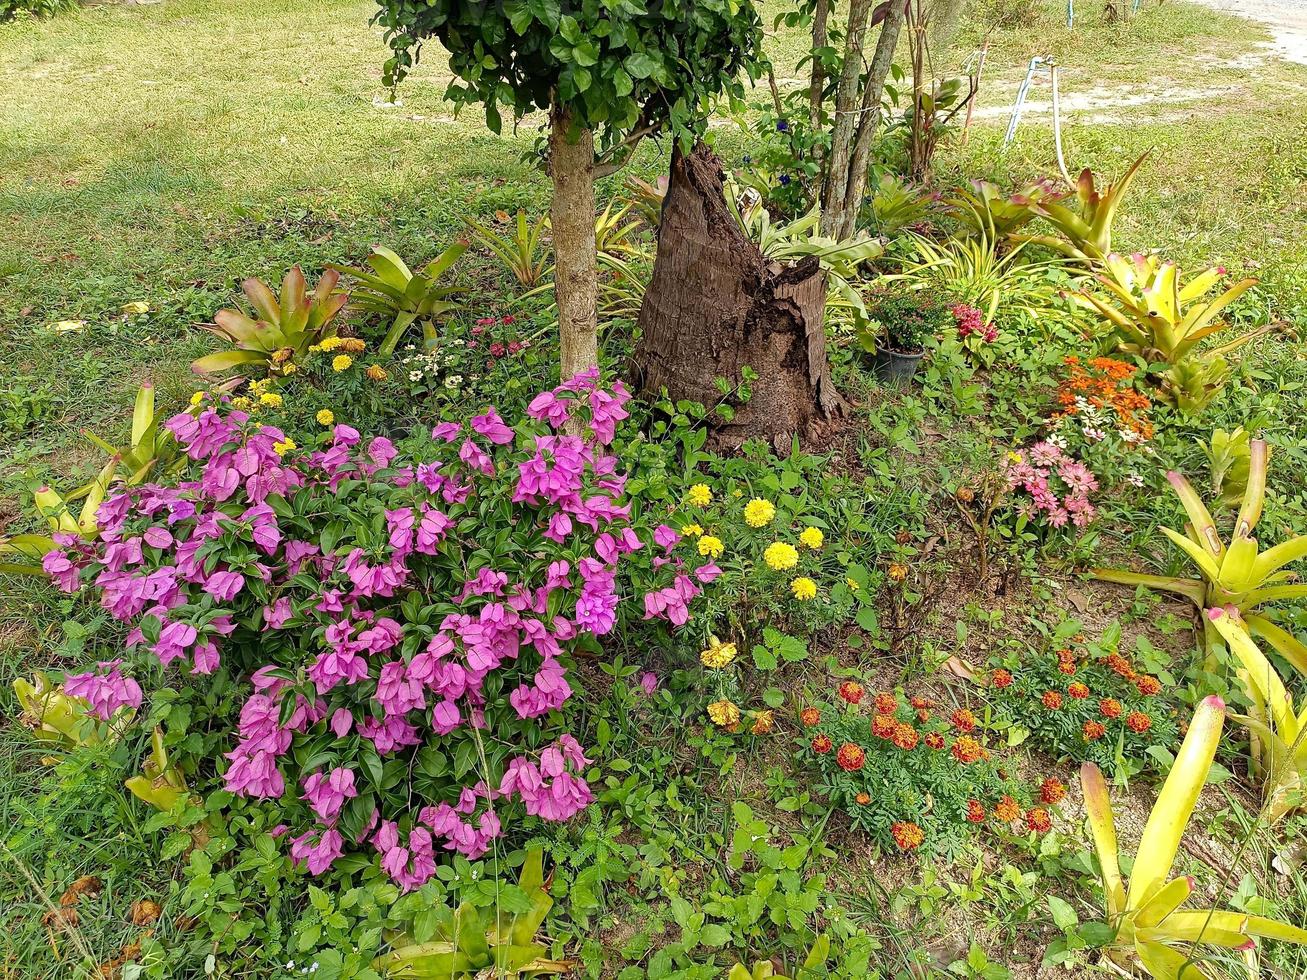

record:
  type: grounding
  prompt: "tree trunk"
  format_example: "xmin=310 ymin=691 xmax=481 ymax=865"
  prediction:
xmin=820 ymin=0 xmax=875 ymax=239
xmin=549 ymin=102 xmax=598 ymax=381
xmin=632 ymin=144 xmax=839 ymax=450
xmin=839 ymin=1 xmax=906 ymax=239
xmin=808 ymin=0 xmax=831 ymax=135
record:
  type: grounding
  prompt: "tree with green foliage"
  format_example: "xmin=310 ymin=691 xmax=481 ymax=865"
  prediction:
xmin=374 ymin=0 xmax=765 ymax=380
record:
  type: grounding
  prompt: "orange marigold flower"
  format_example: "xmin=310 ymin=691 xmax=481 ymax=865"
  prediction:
xmin=751 ymin=711 xmax=775 ymax=735
xmin=1136 ymin=675 xmax=1162 ymax=696
xmin=1057 ymin=660 xmax=1077 ymax=675
xmin=1083 ymin=720 xmax=1106 ymax=740
xmin=1040 ymin=778 xmax=1067 ymax=805
xmin=1100 ymin=698 xmax=1123 ymax=719
xmin=991 ymin=669 xmax=1013 ymax=688
xmin=888 ymin=562 xmax=909 ymax=583
xmin=1057 ymin=648 xmax=1074 ymax=661
xmin=965 ymin=799 xmax=985 ymax=824
xmin=951 ymin=708 xmax=978 ymax=733
xmin=892 ymin=723 xmax=919 ymax=751
xmin=910 ymin=695 xmax=933 ymax=710
xmin=952 ymin=736 xmax=982 ymax=764
xmin=924 ymin=732 xmax=945 ymax=750
xmin=800 ymin=707 xmax=821 ymax=727
xmin=1106 ymin=654 xmax=1133 ymax=677
xmin=1126 ymin=711 xmax=1152 ymax=734
xmin=1067 ymin=682 xmax=1090 ymax=700
xmin=874 ymin=692 xmax=897 ymax=714
xmin=855 ymin=792 xmax=871 ymax=805
xmin=838 ymin=680 xmax=865 ymax=704
xmin=1042 ymin=691 xmax=1063 ymax=711
xmin=891 ymin=821 xmax=924 ymax=851
xmin=993 ymin=795 xmax=1020 ymax=822
xmin=871 ymin=714 xmax=897 ymax=739
xmin=1026 ymin=808 xmax=1052 ymax=833
xmin=811 ymin=734 xmax=833 ymax=753
xmin=836 ymin=742 xmax=866 ymax=771
xmin=916 ymin=708 xmax=931 ymax=722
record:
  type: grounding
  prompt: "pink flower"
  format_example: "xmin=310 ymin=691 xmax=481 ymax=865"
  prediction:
xmin=302 ymin=767 xmax=358 ymax=825
xmin=63 ymin=660 xmax=142 ymax=720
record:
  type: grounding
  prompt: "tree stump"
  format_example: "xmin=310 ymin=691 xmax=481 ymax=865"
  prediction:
xmin=630 ymin=143 xmax=841 ymax=450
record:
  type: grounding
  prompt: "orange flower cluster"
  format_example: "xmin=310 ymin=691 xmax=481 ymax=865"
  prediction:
xmin=892 ymin=820 xmax=925 ymax=851
xmin=1054 ymin=356 xmax=1153 ymax=441
xmin=836 ymin=742 xmax=867 ymax=771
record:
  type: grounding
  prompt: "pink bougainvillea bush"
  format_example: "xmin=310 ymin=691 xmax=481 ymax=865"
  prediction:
xmin=45 ymin=370 xmax=714 ymax=889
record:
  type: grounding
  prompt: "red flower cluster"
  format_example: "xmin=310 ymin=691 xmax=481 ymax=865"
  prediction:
xmin=1067 ymin=681 xmax=1090 ymax=700
xmin=1042 ymin=691 xmax=1063 ymax=711
xmin=892 ymin=821 xmax=925 ymax=851
xmin=811 ymin=734 xmax=833 ymax=754
xmin=1040 ymin=777 xmax=1067 ymax=805
xmin=952 ymin=736 xmax=983 ymax=764
xmin=1083 ymin=720 xmax=1106 ymax=740
xmin=965 ymin=799 xmax=986 ymax=824
xmin=1099 ymin=698 xmax=1123 ymax=719
xmin=839 ymin=680 xmax=865 ymax=704
xmin=836 ymin=742 xmax=867 ymax=771
xmin=1025 ymin=807 xmax=1053 ymax=833
xmin=952 ymin=303 xmax=997 ymax=343
xmin=874 ymin=692 xmax=897 ymax=714
xmin=951 ymin=708 xmax=978 ymax=733
xmin=1126 ymin=711 xmax=1152 ymax=734
xmin=991 ymin=669 xmax=1013 ymax=689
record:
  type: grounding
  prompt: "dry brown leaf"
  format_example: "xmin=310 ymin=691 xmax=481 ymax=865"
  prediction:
xmin=59 ymin=875 xmax=102 ymax=906
xmin=129 ymin=899 xmax=162 ymax=925
xmin=941 ymin=654 xmax=981 ymax=682
xmin=42 ymin=907 xmax=80 ymax=930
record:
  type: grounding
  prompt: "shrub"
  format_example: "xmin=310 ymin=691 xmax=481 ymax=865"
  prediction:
xmin=798 ymin=684 xmax=1043 ymax=858
xmin=46 ymin=371 xmax=712 ymax=889
xmin=0 ymin=0 xmax=77 ymax=20
xmin=862 ymin=292 xmax=951 ymax=354
xmin=989 ymin=626 xmax=1178 ymax=779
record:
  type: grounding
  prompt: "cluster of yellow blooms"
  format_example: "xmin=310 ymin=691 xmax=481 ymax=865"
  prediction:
xmin=316 ymin=409 xmax=335 ymax=426
xmin=700 ymin=639 xmax=737 ymax=669
xmin=706 ymin=698 xmax=774 ymax=735
xmin=311 ymin=335 xmax=366 ymax=355
xmin=273 ymin=436 xmax=297 ymax=457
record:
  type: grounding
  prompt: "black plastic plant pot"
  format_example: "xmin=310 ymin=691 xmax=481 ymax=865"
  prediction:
xmin=872 ymin=347 xmax=925 ymax=383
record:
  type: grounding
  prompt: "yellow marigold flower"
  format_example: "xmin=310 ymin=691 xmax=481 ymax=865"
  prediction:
xmin=318 ymin=336 xmax=343 ymax=352
xmin=887 ymin=561 xmax=909 ymax=583
xmin=685 ymin=483 xmax=712 ymax=508
xmin=764 ymin=542 xmax=798 ymax=571
xmin=231 ymin=396 xmax=253 ymax=410
xmin=698 ymin=535 xmax=724 ymax=558
xmin=700 ymin=641 xmax=737 ymax=669
xmin=273 ymin=437 xmax=296 ymax=457
xmin=799 ymin=527 xmax=824 ymax=549
xmin=340 ymin=337 xmax=366 ymax=354
xmin=744 ymin=497 xmax=776 ymax=528
xmin=707 ymin=700 xmax=741 ymax=728
xmin=316 ymin=409 xmax=335 ymax=426
xmin=751 ymin=710 xmax=775 ymax=735
xmin=366 ymin=364 xmax=388 ymax=382
xmin=332 ymin=354 xmax=353 ymax=372
xmin=681 ymin=523 xmax=704 ymax=537
xmin=281 ymin=362 xmax=298 ymax=375
xmin=189 ymin=391 xmax=205 ymax=407
xmin=270 ymin=347 xmax=293 ymax=365
xmin=309 ymin=344 xmax=323 ymax=353
xmin=259 ymin=392 xmax=283 ymax=408
xmin=790 ymin=576 xmax=817 ymax=601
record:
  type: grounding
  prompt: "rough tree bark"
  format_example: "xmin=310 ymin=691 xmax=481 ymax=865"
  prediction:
xmin=548 ymin=102 xmax=599 ymax=381
xmin=632 ymin=144 xmax=838 ymax=450
xmin=819 ymin=0 xmax=875 ymax=239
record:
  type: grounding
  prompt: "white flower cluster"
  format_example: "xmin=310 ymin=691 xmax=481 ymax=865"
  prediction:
xmin=399 ymin=343 xmax=478 ymax=391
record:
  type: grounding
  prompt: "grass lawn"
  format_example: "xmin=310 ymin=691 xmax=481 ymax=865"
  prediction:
xmin=5 ymin=0 xmax=1307 ymax=976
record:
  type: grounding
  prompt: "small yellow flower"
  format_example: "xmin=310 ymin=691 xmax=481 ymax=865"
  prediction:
xmin=698 ymin=535 xmax=724 ymax=559
xmin=318 ymin=336 xmax=343 ymax=352
xmin=273 ymin=437 xmax=297 ymax=457
xmin=888 ymin=561 xmax=909 ymax=583
xmin=685 ymin=483 xmax=712 ymax=508
xmin=681 ymin=523 xmax=704 ymax=537
xmin=332 ymin=354 xmax=353 ymax=372
xmin=270 ymin=347 xmax=293 ymax=365
xmin=231 ymin=396 xmax=254 ymax=411
xmin=249 ymin=378 xmax=271 ymax=395
xmin=751 ymin=710 xmax=775 ymax=735
xmin=700 ymin=641 xmax=738 ymax=669
xmin=189 ymin=391 xmax=205 ymax=407
xmin=340 ymin=337 xmax=366 ymax=354
xmin=259 ymin=392 xmax=283 ymax=408
xmin=1006 ymin=451 xmax=1023 ymax=464
xmin=790 ymin=576 xmax=817 ymax=601
xmin=799 ymin=527 xmax=824 ymax=550
xmin=120 ymin=301 xmax=150 ymax=315
xmin=309 ymin=344 xmax=323 ymax=353
xmin=744 ymin=498 xmax=776 ymax=528
xmin=281 ymin=362 xmax=298 ymax=375
xmin=764 ymin=542 xmax=798 ymax=571
xmin=846 ymin=576 xmax=860 ymax=592
xmin=365 ymin=364 xmax=389 ymax=382
xmin=316 ymin=409 xmax=335 ymax=426
xmin=707 ymin=700 xmax=741 ymax=729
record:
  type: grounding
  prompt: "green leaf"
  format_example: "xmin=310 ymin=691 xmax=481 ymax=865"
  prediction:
xmin=752 ymin=644 xmax=777 ymax=671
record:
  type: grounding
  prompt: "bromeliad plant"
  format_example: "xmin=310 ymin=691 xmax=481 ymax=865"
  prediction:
xmin=374 ymin=848 xmax=572 ymax=978
xmin=1023 ymin=151 xmax=1150 ymax=267
xmin=462 ymin=211 xmax=552 ymax=289
xmin=46 ymin=371 xmax=710 ymax=890
xmin=1080 ymin=696 xmax=1307 ymax=977
xmin=946 ymin=177 xmax=1064 ymax=244
xmin=1093 ymin=438 xmax=1307 ymax=667
xmin=331 ymin=243 xmax=467 ymax=357
xmin=1071 ymin=252 xmax=1263 ymax=413
xmin=192 ymin=266 xmax=347 ymax=375
xmin=1210 ymin=607 xmax=1307 ymax=824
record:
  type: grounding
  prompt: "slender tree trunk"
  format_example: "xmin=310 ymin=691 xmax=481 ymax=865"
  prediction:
xmin=820 ymin=0 xmax=875 ymax=238
xmin=808 ymin=0 xmax=831 ymax=133
xmin=838 ymin=0 xmax=906 ymax=239
xmin=549 ymin=102 xmax=598 ymax=381
xmin=633 ymin=144 xmax=839 ymax=450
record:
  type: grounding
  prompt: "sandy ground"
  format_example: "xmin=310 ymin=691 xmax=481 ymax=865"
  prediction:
xmin=1184 ymin=0 xmax=1307 ymax=64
